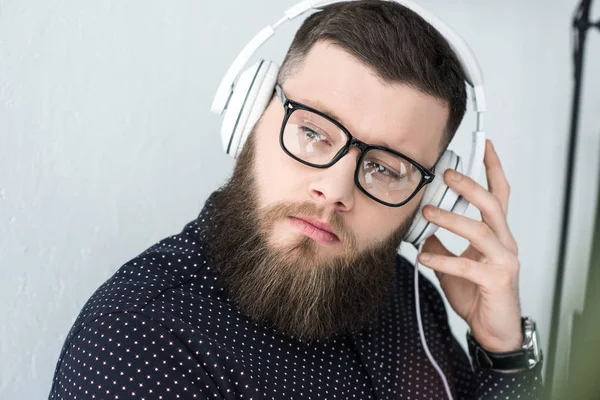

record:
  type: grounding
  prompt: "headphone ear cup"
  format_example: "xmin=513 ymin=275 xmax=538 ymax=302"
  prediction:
xmin=220 ymin=60 xmax=279 ymax=159
xmin=404 ymin=150 xmax=464 ymax=246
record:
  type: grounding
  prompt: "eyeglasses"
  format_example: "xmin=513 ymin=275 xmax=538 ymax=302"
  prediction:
xmin=275 ymin=85 xmax=435 ymax=207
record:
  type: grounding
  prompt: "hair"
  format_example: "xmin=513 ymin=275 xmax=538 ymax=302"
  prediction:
xmin=278 ymin=0 xmax=468 ymax=154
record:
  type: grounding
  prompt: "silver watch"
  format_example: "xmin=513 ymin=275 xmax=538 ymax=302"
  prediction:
xmin=467 ymin=317 xmax=543 ymax=370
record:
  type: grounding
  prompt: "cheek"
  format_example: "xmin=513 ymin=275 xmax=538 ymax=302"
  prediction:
xmin=352 ymin=193 xmax=422 ymax=246
xmin=352 ymin=204 xmax=401 ymax=242
xmin=252 ymin=105 xmax=306 ymax=206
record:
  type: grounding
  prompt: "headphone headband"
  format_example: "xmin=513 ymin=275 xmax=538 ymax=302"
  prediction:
xmin=211 ymin=0 xmax=487 ymax=199
xmin=211 ymin=0 xmax=486 ymax=116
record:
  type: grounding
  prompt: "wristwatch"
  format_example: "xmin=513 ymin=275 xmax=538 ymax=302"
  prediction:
xmin=466 ymin=317 xmax=543 ymax=370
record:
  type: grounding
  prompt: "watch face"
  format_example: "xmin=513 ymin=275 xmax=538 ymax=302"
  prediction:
xmin=525 ymin=319 xmax=542 ymax=368
xmin=531 ymin=326 xmax=542 ymax=367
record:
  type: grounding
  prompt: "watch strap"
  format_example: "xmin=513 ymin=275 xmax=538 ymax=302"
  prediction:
xmin=467 ymin=333 xmax=531 ymax=370
xmin=467 ymin=317 xmax=542 ymax=370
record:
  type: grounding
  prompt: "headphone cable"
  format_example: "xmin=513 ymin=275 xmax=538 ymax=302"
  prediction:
xmin=414 ymin=240 xmax=454 ymax=400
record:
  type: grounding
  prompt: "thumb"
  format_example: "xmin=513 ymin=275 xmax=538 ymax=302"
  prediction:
xmin=421 ymin=234 xmax=453 ymax=257
xmin=420 ymin=234 xmax=453 ymax=282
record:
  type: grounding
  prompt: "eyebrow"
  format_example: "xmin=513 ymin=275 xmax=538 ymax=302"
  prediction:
xmin=296 ymin=96 xmax=414 ymax=160
xmin=297 ymin=97 xmax=347 ymax=129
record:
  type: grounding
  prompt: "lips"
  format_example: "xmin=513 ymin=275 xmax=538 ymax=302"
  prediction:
xmin=288 ymin=216 xmax=339 ymax=244
xmin=298 ymin=217 xmax=336 ymax=235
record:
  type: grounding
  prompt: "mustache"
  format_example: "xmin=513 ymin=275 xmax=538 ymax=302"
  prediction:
xmin=259 ymin=201 xmax=357 ymax=249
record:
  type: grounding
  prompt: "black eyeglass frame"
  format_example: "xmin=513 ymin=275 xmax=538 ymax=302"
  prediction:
xmin=275 ymin=84 xmax=436 ymax=207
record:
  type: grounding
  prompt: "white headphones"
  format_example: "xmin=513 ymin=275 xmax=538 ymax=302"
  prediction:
xmin=210 ymin=0 xmax=487 ymax=247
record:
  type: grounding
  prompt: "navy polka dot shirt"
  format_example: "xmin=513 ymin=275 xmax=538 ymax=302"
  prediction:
xmin=49 ymin=195 xmax=542 ymax=399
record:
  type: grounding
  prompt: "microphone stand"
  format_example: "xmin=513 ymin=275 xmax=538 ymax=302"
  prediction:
xmin=545 ymin=0 xmax=599 ymax=396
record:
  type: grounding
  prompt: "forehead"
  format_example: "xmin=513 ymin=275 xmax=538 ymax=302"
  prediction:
xmin=282 ymin=41 xmax=449 ymax=169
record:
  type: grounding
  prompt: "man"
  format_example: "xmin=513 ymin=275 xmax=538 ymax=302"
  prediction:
xmin=49 ymin=1 xmax=543 ymax=399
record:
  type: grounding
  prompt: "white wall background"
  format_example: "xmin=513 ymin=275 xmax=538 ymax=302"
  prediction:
xmin=0 ymin=0 xmax=598 ymax=398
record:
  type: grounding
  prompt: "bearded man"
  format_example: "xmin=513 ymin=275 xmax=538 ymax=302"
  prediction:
xmin=49 ymin=1 xmax=543 ymax=399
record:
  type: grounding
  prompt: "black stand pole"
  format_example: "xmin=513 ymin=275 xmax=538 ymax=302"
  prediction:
xmin=545 ymin=0 xmax=599 ymax=396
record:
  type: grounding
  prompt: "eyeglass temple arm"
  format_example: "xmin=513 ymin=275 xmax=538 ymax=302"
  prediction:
xmin=275 ymin=85 xmax=287 ymax=104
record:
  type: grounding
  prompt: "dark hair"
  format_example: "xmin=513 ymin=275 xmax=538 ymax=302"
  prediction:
xmin=278 ymin=0 xmax=467 ymax=153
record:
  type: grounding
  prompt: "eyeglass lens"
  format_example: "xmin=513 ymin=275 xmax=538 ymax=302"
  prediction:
xmin=282 ymin=108 xmax=423 ymax=205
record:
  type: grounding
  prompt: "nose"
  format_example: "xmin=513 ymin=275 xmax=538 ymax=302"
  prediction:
xmin=308 ymin=148 xmax=359 ymax=213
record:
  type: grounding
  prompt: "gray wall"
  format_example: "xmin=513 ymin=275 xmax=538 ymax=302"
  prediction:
xmin=1 ymin=0 xmax=598 ymax=398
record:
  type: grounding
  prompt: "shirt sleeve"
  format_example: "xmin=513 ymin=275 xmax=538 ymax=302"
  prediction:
xmin=447 ymin=330 xmax=544 ymax=399
xmin=48 ymin=312 xmax=224 ymax=400
xmin=472 ymin=358 xmax=543 ymax=399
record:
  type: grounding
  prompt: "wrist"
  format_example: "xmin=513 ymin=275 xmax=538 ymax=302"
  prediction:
xmin=474 ymin=331 xmax=524 ymax=353
xmin=467 ymin=317 xmax=543 ymax=371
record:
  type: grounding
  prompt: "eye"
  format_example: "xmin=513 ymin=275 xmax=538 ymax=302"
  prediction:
xmin=302 ymin=126 xmax=330 ymax=144
xmin=366 ymin=161 xmax=402 ymax=179
xmin=375 ymin=163 xmax=399 ymax=178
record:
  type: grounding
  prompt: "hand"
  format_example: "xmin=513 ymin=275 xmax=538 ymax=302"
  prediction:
xmin=417 ymin=139 xmax=523 ymax=353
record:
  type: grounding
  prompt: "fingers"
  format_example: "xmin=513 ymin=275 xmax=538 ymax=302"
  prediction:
xmin=481 ymin=140 xmax=519 ymax=255
xmin=443 ymin=169 xmax=509 ymax=237
xmin=421 ymin=234 xmax=452 ymax=280
xmin=423 ymin=205 xmax=509 ymax=262
xmin=417 ymin=252 xmax=488 ymax=286
xmin=483 ymin=140 xmax=510 ymax=215
xmin=421 ymin=233 xmax=453 ymax=257
xmin=444 ymin=166 xmax=516 ymax=252
xmin=417 ymin=251 xmax=520 ymax=291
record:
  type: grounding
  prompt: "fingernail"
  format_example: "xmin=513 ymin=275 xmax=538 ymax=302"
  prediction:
xmin=419 ymin=253 xmax=431 ymax=262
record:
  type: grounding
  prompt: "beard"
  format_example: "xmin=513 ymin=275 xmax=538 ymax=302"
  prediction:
xmin=206 ymin=130 xmax=416 ymax=343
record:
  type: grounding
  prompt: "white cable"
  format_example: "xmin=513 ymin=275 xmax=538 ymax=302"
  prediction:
xmin=414 ymin=241 xmax=454 ymax=400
